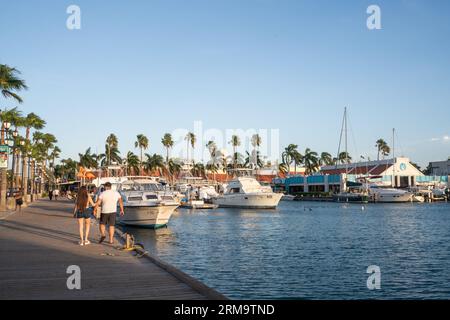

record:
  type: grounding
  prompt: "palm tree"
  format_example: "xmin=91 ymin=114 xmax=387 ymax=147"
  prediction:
xmin=281 ymin=144 xmax=298 ymax=175
xmin=161 ymin=133 xmax=174 ymax=164
xmin=57 ymin=158 xmax=78 ymax=181
xmin=78 ymin=148 xmax=98 ymax=169
xmin=292 ymin=150 xmax=303 ymax=174
xmin=229 ymin=135 xmax=241 ymax=169
xmin=245 ymin=150 xmax=264 ymax=169
xmin=32 ymin=132 xmax=57 ymax=191
xmin=251 ymin=134 xmax=262 ymax=165
xmin=22 ymin=113 xmax=46 ymax=200
xmin=0 ymin=65 xmax=28 ymax=103
xmin=0 ymin=65 xmax=27 ymax=210
xmin=303 ymin=148 xmax=319 ymax=174
xmin=278 ymin=162 xmax=288 ymax=175
xmin=49 ymin=146 xmax=61 ymax=169
xmin=143 ymin=153 xmax=165 ymax=176
xmin=319 ymin=152 xmax=333 ymax=166
xmin=338 ymin=151 xmax=352 ymax=164
xmin=191 ymin=162 xmax=206 ymax=178
xmin=185 ymin=132 xmax=196 ymax=163
xmin=168 ymin=158 xmax=182 ymax=184
xmin=135 ymin=134 xmax=149 ymax=175
xmin=3 ymin=108 xmax=25 ymax=190
xmin=206 ymin=141 xmax=226 ymax=180
xmin=105 ymin=134 xmax=118 ymax=166
xmin=42 ymin=133 xmax=57 ymax=164
xmin=375 ymin=139 xmax=390 ymax=160
xmin=206 ymin=140 xmax=216 ymax=157
xmin=13 ymin=135 xmax=26 ymax=190
xmin=124 ymin=151 xmax=140 ymax=175
xmin=98 ymin=145 xmax=121 ymax=167
xmin=30 ymin=138 xmax=48 ymax=197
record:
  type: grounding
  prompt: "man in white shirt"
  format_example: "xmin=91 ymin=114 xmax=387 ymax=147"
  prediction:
xmin=94 ymin=182 xmax=124 ymax=244
xmin=53 ymin=189 xmax=60 ymax=201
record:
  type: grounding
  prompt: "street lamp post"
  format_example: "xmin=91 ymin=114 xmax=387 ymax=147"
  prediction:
xmin=0 ymin=120 xmax=13 ymax=211
xmin=8 ymin=130 xmax=19 ymax=196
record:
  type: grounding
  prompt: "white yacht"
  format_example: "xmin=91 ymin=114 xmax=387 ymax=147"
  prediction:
xmin=369 ymin=186 xmax=413 ymax=203
xmin=118 ymin=179 xmax=179 ymax=228
xmin=213 ymin=177 xmax=282 ymax=209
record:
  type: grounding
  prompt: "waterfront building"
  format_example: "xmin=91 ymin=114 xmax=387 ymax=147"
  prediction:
xmin=428 ymin=158 xmax=450 ymax=176
xmin=282 ymin=157 xmax=448 ymax=194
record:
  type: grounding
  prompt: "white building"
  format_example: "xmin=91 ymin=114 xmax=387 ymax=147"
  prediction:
xmin=320 ymin=157 xmax=424 ymax=188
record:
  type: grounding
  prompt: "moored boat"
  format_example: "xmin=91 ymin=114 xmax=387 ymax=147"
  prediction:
xmin=118 ymin=179 xmax=179 ymax=228
xmin=369 ymin=186 xmax=412 ymax=203
xmin=180 ymin=200 xmax=218 ymax=209
xmin=213 ymin=177 xmax=282 ymax=209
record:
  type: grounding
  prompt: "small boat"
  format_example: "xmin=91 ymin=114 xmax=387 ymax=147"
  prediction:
xmin=118 ymin=179 xmax=179 ymax=228
xmin=180 ymin=200 xmax=218 ymax=210
xmin=213 ymin=177 xmax=283 ymax=209
xmin=281 ymin=194 xmax=296 ymax=201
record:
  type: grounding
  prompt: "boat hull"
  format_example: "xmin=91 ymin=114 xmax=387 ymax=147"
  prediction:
xmin=119 ymin=204 xmax=178 ymax=228
xmin=213 ymin=193 xmax=283 ymax=209
xmin=370 ymin=192 xmax=412 ymax=203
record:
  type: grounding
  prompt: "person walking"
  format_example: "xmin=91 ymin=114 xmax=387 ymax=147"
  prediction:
xmin=49 ymin=189 xmax=53 ymax=201
xmin=94 ymin=182 xmax=124 ymax=245
xmin=53 ymin=189 xmax=60 ymax=201
xmin=15 ymin=189 xmax=24 ymax=212
xmin=73 ymin=186 xmax=96 ymax=246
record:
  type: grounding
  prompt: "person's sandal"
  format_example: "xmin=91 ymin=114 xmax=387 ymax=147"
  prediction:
xmin=78 ymin=241 xmax=84 ymax=246
xmin=84 ymin=240 xmax=91 ymax=245
xmin=99 ymin=236 xmax=106 ymax=244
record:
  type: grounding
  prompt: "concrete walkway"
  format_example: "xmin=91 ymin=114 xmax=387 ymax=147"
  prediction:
xmin=0 ymin=199 xmax=225 ymax=300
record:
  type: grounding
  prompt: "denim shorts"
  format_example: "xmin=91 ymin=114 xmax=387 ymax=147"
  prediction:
xmin=75 ymin=210 xmax=91 ymax=219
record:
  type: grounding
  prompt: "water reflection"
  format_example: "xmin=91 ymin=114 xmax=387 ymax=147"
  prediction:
xmin=123 ymin=202 xmax=450 ymax=299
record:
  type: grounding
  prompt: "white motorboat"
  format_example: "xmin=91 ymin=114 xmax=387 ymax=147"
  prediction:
xmin=118 ymin=179 xmax=179 ymax=228
xmin=213 ymin=177 xmax=282 ymax=209
xmin=281 ymin=194 xmax=296 ymax=201
xmin=369 ymin=186 xmax=413 ymax=203
xmin=180 ymin=199 xmax=218 ymax=210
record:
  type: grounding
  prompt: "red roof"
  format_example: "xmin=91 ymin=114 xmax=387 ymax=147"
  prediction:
xmin=321 ymin=164 xmax=392 ymax=175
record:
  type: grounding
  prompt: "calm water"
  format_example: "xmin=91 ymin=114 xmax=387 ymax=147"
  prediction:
xmin=122 ymin=201 xmax=450 ymax=300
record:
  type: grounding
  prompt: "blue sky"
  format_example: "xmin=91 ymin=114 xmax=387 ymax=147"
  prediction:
xmin=1 ymin=0 xmax=449 ymax=168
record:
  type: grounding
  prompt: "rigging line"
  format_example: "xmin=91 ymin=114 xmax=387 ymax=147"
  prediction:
xmin=347 ymin=114 xmax=360 ymax=173
xmin=394 ymin=130 xmax=405 ymax=157
xmin=336 ymin=108 xmax=346 ymax=169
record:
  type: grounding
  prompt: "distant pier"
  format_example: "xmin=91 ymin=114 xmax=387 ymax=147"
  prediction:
xmin=0 ymin=199 xmax=226 ymax=300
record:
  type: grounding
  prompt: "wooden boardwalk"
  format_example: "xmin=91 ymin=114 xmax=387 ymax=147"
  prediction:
xmin=0 ymin=199 xmax=225 ymax=300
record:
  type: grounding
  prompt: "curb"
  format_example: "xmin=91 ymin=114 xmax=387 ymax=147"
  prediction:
xmin=114 ymin=227 xmax=228 ymax=300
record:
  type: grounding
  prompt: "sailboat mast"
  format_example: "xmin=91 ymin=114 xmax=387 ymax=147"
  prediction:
xmin=344 ymin=107 xmax=348 ymax=175
xmin=392 ymin=128 xmax=396 ymax=187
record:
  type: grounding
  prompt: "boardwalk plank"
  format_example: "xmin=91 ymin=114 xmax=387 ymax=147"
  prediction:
xmin=0 ymin=199 xmax=224 ymax=300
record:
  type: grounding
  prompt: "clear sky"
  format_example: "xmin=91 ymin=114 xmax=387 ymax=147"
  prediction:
xmin=1 ymin=0 xmax=449 ymax=168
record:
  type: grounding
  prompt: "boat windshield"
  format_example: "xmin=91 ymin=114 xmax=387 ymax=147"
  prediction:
xmin=121 ymin=183 xmax=164 ymax=192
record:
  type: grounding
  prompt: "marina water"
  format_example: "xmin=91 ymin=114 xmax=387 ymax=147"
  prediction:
xmin=122 ymin=202 xmax=450 ymax=299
